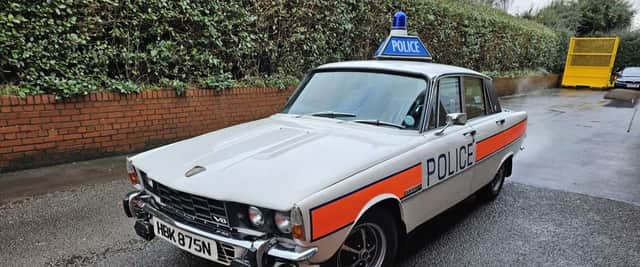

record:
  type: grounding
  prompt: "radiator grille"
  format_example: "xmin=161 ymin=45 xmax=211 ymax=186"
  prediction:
xmin=141 ymin=172 xmax=231 ymax=231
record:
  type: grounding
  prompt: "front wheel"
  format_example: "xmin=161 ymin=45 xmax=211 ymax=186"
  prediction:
xmin=331 ymin=209 xmax=399 ymax=267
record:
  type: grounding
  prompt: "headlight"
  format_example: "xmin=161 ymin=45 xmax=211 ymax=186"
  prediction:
xmin=274 ymin=212 xmax=291 ymax=234
xmin=248 ymin=206 xmax=264 ymax=227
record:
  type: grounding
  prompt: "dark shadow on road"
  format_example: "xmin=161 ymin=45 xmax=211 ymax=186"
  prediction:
xmin=401 ymin=195 xmax=484 ymax=260
xmin=604 ymin=99 xmax=636 ymax=108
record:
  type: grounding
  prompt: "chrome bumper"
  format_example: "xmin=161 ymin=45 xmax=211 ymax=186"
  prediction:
xmin=123 ymin=191 xmax=317 ymax=267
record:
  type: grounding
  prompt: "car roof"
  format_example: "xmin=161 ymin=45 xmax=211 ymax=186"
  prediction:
xmin=316 ymin=60 xmax=490 ymax=80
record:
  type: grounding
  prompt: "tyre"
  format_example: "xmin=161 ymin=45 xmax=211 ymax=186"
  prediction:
xmin=479 ymin=165 xmax=505 ymax=201
xmin=328 ymin=208 xmax=399 ymax=267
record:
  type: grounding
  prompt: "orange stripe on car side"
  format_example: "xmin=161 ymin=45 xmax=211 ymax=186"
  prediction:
xmin=310 ymin=164 xmax=422 ymax=241
xmin=476 ymin=119 xmax=527 ymax=161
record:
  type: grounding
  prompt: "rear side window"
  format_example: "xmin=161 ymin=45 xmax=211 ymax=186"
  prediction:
xmin=463 ymin=77 xmax=486 ymax=120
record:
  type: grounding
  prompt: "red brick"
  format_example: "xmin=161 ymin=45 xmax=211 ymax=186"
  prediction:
xmin=49 ymin=115 xmax=71 ymax=123
xmin=8 ymin=118 xmax=29 ymax=125
xmin=45 ymin=135 xmax=64 ymax=142
xmin=30 ymin=117 xmax=51 ymax=124
xmin=63 ymin=134 xmax=82 ymax=140
xmin=22 ymin=137 xmax=47 ymax=145
xmin=99 ymin=130 xmax=117 ymax=137
xmin=0 ymin=126 xmax=19 ymax=134
xmin=0 ymin=139 xmax=21 ymax=147
xmin=82 ymin=132 xmax=102 ymax=138
xmin=57 ymin=121 xmax=81 ymax=128
xmin=4 ymin=133 xmax=17 ymax=140
xmin=60 ymin=109 xmax=80 ymax=115
xmin=71 ymin=114 xmax=91 ymax=121
xmin=0 ymin=96 xmax=10 ymax=106
xmin=58 ymin=128 xmax=79 ymax=135
xmin=107 ymin=112 xmax=124 ymax=119
xmin=35 ymin=142 xmax=56 ymax=150
xmin=112 ymin=133 xmax=127 ymax=141
xmin=0 ymin=147 xmax=12 ymax=154
xmin=93 ymin=136 xmax=110 ymax=143
xmin=13 ymin=145 xmax=35 ymax=153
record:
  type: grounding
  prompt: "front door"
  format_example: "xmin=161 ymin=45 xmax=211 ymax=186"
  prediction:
xmin=413 ymin=76 xmax=476 ymax=224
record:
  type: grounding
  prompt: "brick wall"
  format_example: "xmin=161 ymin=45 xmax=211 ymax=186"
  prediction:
xmin=0 ymin=87 xmax=293 ymax=172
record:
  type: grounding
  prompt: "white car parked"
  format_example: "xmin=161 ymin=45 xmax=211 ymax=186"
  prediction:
xmin=122 ymin=12 xmax=527 ymax=267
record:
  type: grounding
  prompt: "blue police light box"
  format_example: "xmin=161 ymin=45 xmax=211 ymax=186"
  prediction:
xmin=381 ymin=36 xmax=430 ymax=57
xmin=375 ymin=11 xmax=433 ymax=61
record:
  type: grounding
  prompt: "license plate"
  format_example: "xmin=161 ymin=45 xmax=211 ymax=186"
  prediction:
xmin=628 ymin=84 xmax=640 ymax=88
xmin=152 ymin=217 xmax=219 ymax=262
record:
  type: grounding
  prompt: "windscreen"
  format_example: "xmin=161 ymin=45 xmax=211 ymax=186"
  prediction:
xmin=283 ymin=71 xmax=428 ymax=130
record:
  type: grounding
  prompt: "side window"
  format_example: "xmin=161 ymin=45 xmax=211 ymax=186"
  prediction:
xmin=436 ymin=77 xmax=462 ymax=127
xmin=463 ymin=77 xmax=486 ymax=120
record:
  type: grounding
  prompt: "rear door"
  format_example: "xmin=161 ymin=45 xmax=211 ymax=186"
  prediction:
xmin=461 ymin=76 xmax=508 ymax=191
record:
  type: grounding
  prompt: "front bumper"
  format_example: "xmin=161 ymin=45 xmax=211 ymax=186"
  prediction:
xmin=123 ymin=191 xmax=317 ymax=267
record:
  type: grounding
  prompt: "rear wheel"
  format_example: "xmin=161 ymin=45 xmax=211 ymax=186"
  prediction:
xmin=479 ymin=165 xmax=505 ymax=201
xmin=331 ymin=209 xmax=399 ymax=267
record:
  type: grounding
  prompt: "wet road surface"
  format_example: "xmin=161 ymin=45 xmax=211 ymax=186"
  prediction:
xmin=506 ymin=89 xmax=640 ymax=205
xmin=1 ymin=89 xmax=639 ymax=266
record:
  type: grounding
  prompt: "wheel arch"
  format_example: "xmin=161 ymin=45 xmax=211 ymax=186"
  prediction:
xmin=354 ymin=194 xmax=407 ymax=234
xmin=499 ymin=152 xmax=514 ymax=177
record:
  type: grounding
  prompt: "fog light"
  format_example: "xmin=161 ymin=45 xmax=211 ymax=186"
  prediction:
xmin=248 ymin=206 xmax=264 ymax=227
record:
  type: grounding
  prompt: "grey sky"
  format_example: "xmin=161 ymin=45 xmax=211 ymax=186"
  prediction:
xmin=507 ymin=0 xmax=640 ymax=30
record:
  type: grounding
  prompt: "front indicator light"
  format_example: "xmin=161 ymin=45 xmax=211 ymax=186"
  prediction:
xmin=275 ymin=212 xmax=292 ymax=234
xmin=291 ymin=207 xmax=305 ymax=241
xmin=292 ymin=224 xmax=304 ymax=240
xmin=126 ymin=160 xmax=138 ymax=185
xmin=248 ymin=206 xmax=265 ymax=227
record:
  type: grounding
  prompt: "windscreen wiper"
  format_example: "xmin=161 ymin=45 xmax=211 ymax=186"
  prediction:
xmin=352 ymin=119 xmax=406 ymax=129
xmin=309 ymin=111 xmax=357 ymax=118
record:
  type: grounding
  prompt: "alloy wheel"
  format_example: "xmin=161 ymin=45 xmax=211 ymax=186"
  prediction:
xmin=336 ymin=223 xmax=387 ymax=267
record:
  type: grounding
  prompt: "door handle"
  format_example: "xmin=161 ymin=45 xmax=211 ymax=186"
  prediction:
xmin=496 ymin=119 xmax=506 ymax=125
xmin=463 ymin=130 xmax=476 ymax=137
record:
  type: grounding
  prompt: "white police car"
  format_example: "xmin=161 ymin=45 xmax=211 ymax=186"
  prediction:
xmin=122 ymin=11 xmax=527 ymax=267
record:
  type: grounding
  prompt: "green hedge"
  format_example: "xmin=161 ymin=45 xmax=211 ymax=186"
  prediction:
xmin=615 ymin=31 xmax=640 ymax=70
xmin=0 ymin=0 xmax=561 ymax=97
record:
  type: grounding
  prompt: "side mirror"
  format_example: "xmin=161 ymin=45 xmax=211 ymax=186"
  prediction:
xmin=447 ymin=113 xmax=467 ymax=125
xmin=436 ymin=113 xmax=467 ymax=136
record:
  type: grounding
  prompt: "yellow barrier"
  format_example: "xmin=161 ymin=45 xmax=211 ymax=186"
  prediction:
xmin=561 ymin=37 xmax=620 ymax=89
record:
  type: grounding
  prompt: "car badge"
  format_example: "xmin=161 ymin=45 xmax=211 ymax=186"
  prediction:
xmin=185 ymin=166 xmax=206 ymax=177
